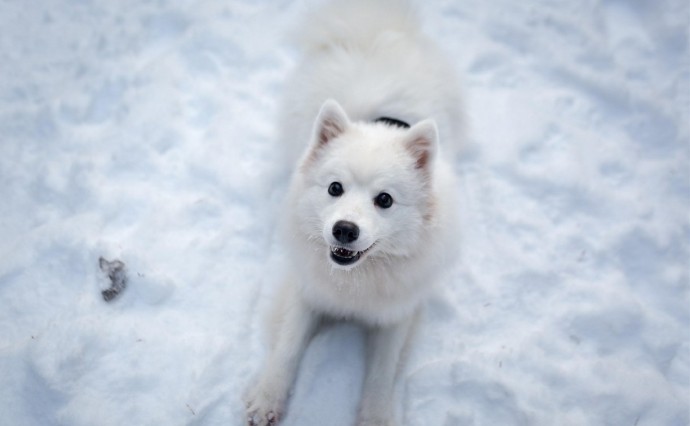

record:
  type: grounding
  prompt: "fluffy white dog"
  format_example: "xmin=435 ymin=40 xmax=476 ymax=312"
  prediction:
xmin=246 ymin=1 xmax=462 ymax=425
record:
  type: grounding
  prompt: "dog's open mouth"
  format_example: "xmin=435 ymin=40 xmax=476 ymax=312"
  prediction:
xmin=330 ymin=245 xmax=373 ymax=266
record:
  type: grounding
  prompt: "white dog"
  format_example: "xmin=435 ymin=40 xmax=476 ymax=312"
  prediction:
xmin=246 ymin=1 xmax=462 ymax=425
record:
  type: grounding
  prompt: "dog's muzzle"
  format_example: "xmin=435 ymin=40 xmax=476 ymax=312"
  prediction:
xmin=330 ymin=220 xmax=376 ymax=266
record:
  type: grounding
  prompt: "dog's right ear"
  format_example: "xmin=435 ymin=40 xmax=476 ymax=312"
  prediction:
xmin=301 ymin=100 xmax=350 ymax=169
xmin=313 ymin=99 xmax=350 ymax=148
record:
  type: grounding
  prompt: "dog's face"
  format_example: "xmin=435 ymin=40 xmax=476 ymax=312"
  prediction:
xmin=293 ymin=100 xmax=439 ymax=270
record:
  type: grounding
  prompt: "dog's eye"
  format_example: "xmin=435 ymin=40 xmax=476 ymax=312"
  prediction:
xmin=328 ymin=182 xmax=344 ymax=197
xmin=374 ymin=192 xmax=393 ymax=209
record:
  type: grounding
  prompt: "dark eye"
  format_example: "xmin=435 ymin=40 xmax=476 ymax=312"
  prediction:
xmin=328 ymin=182 xmax=344 ymax=197
xmin=374 ymin=192 xmax=393 ymax=208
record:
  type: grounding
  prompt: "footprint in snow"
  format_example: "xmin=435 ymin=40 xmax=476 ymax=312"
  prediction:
xmin=99 ymin=257 xmax=127 ymax=302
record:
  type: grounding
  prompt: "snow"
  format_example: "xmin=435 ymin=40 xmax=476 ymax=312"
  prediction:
xmin=0 ymin=0 xmax=687 ymax=425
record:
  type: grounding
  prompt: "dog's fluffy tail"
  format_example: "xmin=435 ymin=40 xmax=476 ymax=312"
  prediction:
xmin=292 ymin=0 xmax=420 ymax=53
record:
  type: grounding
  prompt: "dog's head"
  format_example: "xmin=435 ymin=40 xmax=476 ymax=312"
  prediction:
xmin=292 ymin=99 xmax=440 ymax=270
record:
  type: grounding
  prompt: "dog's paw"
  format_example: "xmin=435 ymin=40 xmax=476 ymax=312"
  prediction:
xmin=245 ymin=385 xmax=285 ymax=426
xmin=246 ymin=409 xmax=279 ymax=426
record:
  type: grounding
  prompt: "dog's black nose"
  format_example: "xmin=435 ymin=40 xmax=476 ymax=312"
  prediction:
xmin=332 ymin=220 xmax=359 ymax=244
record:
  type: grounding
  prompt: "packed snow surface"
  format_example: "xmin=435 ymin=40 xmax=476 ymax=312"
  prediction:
xmin=0 ymin=0 xmax=688 ymax=425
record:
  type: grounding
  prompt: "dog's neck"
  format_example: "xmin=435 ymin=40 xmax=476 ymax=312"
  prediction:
xmin=374 ymin=116 xmax=410 ymax=129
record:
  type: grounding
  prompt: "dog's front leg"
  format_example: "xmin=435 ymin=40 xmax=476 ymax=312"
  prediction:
xmin=357 ymin=313 xmax=417 ymax=426
xmin=246 ymin=290 xmax=318 ymax=425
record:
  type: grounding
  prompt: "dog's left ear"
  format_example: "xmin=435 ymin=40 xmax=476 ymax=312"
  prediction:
xmin=404 ymin=119 xmax=438 ymax=171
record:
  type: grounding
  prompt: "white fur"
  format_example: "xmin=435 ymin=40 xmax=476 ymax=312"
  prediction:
xmin=278 ymin=0 xmax=463 ymax=167
xmin=246 ymin=1 xmax=462 ymax=425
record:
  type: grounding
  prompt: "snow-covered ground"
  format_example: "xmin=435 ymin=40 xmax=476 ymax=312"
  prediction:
xmin=0 ymin=0 xmax=687 ymax=425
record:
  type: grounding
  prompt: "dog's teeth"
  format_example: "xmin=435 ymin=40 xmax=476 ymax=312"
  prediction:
xmin=332 ymin=247 xmax=356 ymax=258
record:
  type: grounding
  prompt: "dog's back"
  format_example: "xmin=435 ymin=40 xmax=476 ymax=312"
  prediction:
xmin=278 ymin=0 xmax=464 ymax=167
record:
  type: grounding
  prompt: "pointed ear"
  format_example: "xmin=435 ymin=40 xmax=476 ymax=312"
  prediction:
xmin=313 ymin=99 xmax=349 ymax=147
xmin=404 ymin=119 xmax=438 ymax=170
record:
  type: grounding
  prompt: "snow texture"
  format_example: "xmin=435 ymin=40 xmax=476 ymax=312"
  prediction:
xmin=0 ymin=0 xmax=688 ymax=425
